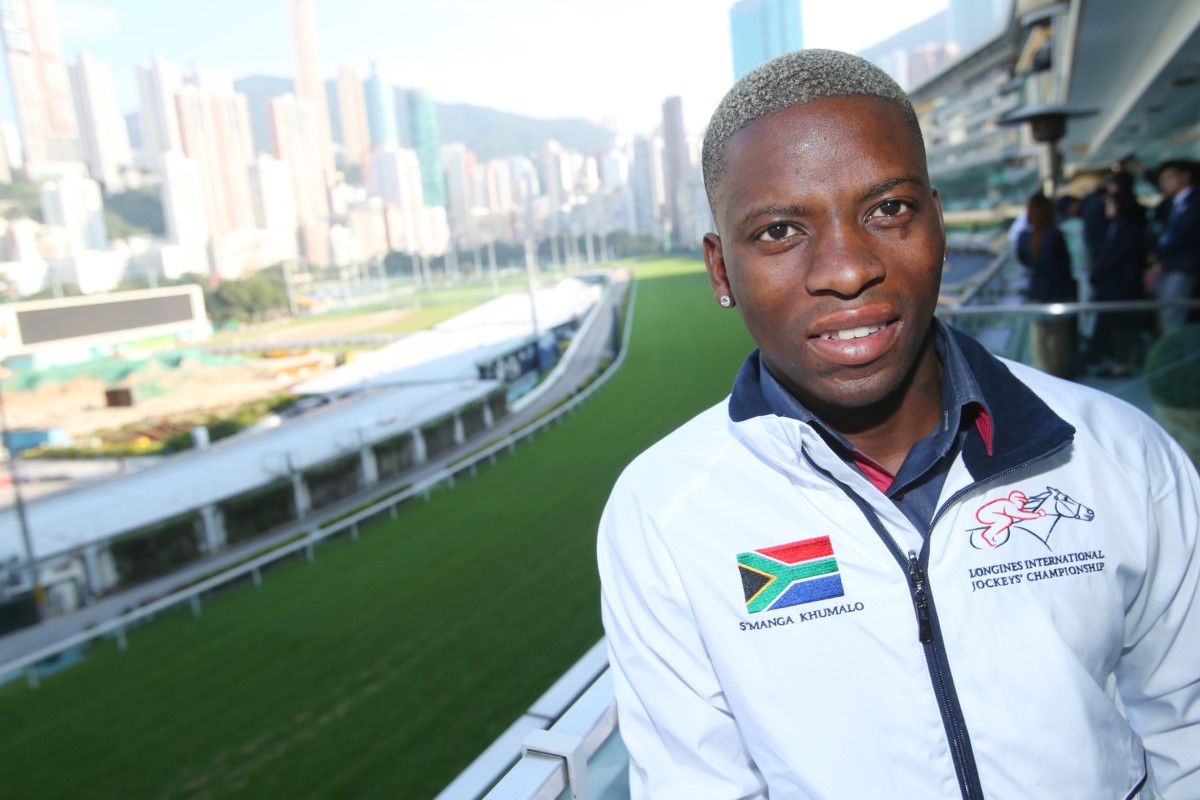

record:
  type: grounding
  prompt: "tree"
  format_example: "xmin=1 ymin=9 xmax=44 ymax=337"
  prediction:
xmin=205 ymin=272 xmax=290 ymax=326
xmin=104 ymin=187 xmax=165 ymax=237
xmin=0 ymin=181 xmax=42 ymax=221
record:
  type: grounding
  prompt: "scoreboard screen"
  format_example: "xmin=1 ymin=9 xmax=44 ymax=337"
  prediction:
xmin=16 ymin=294 xmax=197 ymax=345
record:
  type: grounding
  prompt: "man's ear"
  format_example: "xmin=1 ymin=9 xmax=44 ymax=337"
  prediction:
xmin=703 ymin=232 xmax=732 ymax=304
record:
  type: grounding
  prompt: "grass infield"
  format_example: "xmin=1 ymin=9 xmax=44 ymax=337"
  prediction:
xmin=0 ymin=256 xmax=754 ymax=798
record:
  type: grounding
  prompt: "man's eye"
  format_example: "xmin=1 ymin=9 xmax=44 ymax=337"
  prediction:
xmin=757 ymin=223 xmax=798 ymax=241
xmin=871 ymin=199 xmax=910 ymax=218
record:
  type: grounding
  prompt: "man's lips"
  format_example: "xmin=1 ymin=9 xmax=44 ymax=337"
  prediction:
xmin=807 ymin=314 xmax=900 ymax=367
xmin=807 ymin=306 xmax=898 ymax=340
xmin=816 ymin=323 xmax=886 ymax=341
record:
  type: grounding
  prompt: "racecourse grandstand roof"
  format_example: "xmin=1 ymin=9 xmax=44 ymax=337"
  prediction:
xmin=0 ymin=280 xmax=600 ymax=563
xmin=294 ymin=278 xmax=601 ymax=395
xmin=0 ymin=379 xmax=497 ymax=562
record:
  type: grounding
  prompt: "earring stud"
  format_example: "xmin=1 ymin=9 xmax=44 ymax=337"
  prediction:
xmin=719 ymin=295 xmax=733 ymax=308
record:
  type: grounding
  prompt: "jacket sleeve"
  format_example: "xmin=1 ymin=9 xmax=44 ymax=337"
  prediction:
xmin=1113 ymin=437 xmax=1200 ymax=797
xmin=598 ymin=478 xmax=768 ymax=800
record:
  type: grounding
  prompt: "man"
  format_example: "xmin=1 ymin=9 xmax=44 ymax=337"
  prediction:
xmin=598 ymin=50 xmax=1199 ymax=799
xmin=1150 ymin=160 xmax=1200 ymax=330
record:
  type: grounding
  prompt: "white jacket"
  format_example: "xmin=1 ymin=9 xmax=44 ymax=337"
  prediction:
xmin=598 ymin=329 xmax=1200 ymax=799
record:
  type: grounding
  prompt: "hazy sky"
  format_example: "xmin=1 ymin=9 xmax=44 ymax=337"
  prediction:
xmin=3 ymin=0 xmax=948 ymax=136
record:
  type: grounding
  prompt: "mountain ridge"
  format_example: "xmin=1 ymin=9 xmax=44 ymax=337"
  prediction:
xmin=228 ymin=75 xmax=615 ymax=163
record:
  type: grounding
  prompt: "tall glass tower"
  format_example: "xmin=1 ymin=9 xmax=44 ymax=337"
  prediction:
xmin=364 ymin=62 xmax=399 ymax=149
xmin=729 ymin=0 xmax=804 ymax=80
xmin=407 ymin=90 xmax=446 ymax=209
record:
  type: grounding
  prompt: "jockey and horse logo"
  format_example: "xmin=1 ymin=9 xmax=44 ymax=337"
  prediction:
xmin=968 ymin=487 xmax=1095 ymax=551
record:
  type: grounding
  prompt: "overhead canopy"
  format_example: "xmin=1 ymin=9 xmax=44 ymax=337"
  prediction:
xmin=1060 ymin=0 xmax=1200 ymax=169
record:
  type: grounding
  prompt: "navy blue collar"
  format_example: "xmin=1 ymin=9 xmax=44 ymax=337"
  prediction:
xmin=757 ymin=321 xmax=990 ymax=457
xmin=728 ymin=320 xmax=1075 ymax=483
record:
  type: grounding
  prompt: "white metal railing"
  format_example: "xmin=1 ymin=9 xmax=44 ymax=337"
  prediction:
xmin=435 ymin=640 xmax=613 ymax=800
xmin=480 ymin=668 xmax=621 ymax=800
xmin=939 ymin=298 xmax=1200 ymax=318
xmin=0 ymin=278 xmax=639 ymax=690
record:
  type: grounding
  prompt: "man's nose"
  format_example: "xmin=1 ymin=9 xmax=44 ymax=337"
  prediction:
xmin=803 ymin=223 xmax=884 ymax=298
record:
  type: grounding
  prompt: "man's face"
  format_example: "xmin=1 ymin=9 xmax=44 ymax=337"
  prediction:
xmin=1158 ymin=166 xmax=1187 ymax=197
xmin=704 ymin=96 xmax=945 ymax=418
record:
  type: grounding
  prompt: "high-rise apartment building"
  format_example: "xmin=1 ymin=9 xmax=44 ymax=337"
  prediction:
xmin=68 ymin=53 xmax=134 ymax=191
xmin=661 ymin=97 xmax=694 ymax=249
xmin=174 ymin=77 xmax=257 ymax=238
xmin=0 ymin=0 xmax=81 ymax=170
xmin=288 ymin=0 xmax=336 ymax=178
xmin=508 ymin=156 xmax=538 ymax=205
xmin=137 ymin=56 xmax=184 ymax=173
xmin=486 ymin=158 xmax=514 ymax=212
xmin=541 ymin=139 xmax=575 ymax=213
xmin=249 ymin=155 xmax=298 ymax=237
xmin=369 ymin=144 xmax=424 ymax=208
xmin=407 ymin=90 xmax=446 ymax=208
xmin=161 ymin=152 xmax=209 ymax=250
xmin=269 ymin=94 xmax=331 ymax=265
xmin=371 ymin=143 xmax=447 ymax=255
xmin=469 ymin=164 xmax=490 ymax=212
xmin=0 ymin=122 xmax=24 ymax=173
xmin=441 ymin=142 xmax=475 ymax=230
xmin=336 ymin=65 xmax=371 ymax=177
xmin=364 ymin=62 xmax=399 ymax=149
xmin=249 ymin=154 xmax=299 ymax=263
xmin=630 ymin=135 xmax=665 ymax=238
xmin=729 ymin=0 xmax=804 ymax=80
xmin=598 ymin=147 xmax=630 ymax=192
xmin=40 ymin=170 xmax=107 ymax=253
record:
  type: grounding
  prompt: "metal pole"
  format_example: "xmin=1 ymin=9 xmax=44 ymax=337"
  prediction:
xmin=282 ymin=259 xmax=300 ymax=317
xmin=0 ymin=374 xmax=38 ymax=602
xmin=488 ymin=240 xmax=500 ymax=296
xmin=525 ymin=236 xmax=541 ymax=337
xmin=1041 ymin=142 xmax=1062 ymax=198
xmin=376 ymin=255 xmax=390 ymax=304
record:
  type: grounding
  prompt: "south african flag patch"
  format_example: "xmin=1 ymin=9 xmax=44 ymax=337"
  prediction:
xmin=738 ymin=536 xmax=844 ymax=613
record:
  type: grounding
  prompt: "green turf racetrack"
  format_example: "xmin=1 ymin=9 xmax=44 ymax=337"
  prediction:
xmin=0 ymin=257 xmax=755 ymax=798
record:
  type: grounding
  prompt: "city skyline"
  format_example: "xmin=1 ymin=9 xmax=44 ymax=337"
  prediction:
xmin=0 ymin=0 xmax=949 ymax=137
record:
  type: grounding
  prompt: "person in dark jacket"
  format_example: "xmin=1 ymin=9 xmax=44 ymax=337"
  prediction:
xmin=1149 ymin=160 xmax=1200 ymax=330
xmin=1081 ymin=183 xmax=1109 ymax=265
xmin=1017 ymin=192 xmax=1076 ymax=377
xmin=1086 ymin=190 xmax=1147 ymax=375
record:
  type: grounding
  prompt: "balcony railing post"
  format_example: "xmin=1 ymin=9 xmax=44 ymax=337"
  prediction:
xmin=522 ymin=729 xmax=591 ymax=800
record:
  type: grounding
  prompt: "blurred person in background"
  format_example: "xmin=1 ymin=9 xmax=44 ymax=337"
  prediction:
xmin=1081 ymin=181 xmax=1109 ymax=266
xmin=1017 ymin=192 xmax=1076 ymax=377
xmin=1149 ymin=160 xmax=1200 ymax=331
xmin=1086 ymin=189 xmax=1148 ymax=376
xmin=1057 ymin=194 xmax=1092 ymax=340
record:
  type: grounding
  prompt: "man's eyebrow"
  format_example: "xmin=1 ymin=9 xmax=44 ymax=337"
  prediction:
xmin=857 ymin=175 xmax=926 ymax=204
xmin=736 ymin=203 xmax=810 ymax=231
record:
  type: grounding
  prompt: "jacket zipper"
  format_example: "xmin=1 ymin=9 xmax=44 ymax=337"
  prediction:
xmin=907 ymin=551 xmax=933 ymax=644
xmin=804 ymin=436 xmax=1074 ymax=799
xmin=855 ymin=496 xmax=983 ymax=800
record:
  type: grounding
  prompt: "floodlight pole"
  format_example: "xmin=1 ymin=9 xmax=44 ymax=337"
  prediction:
xmin=524 ymin=236 xmax=541 ymax=338
xmin=0 ymin=372 xmax=37 ymax=602
xmin=487 ymin=240 xmax=499 ymax=297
